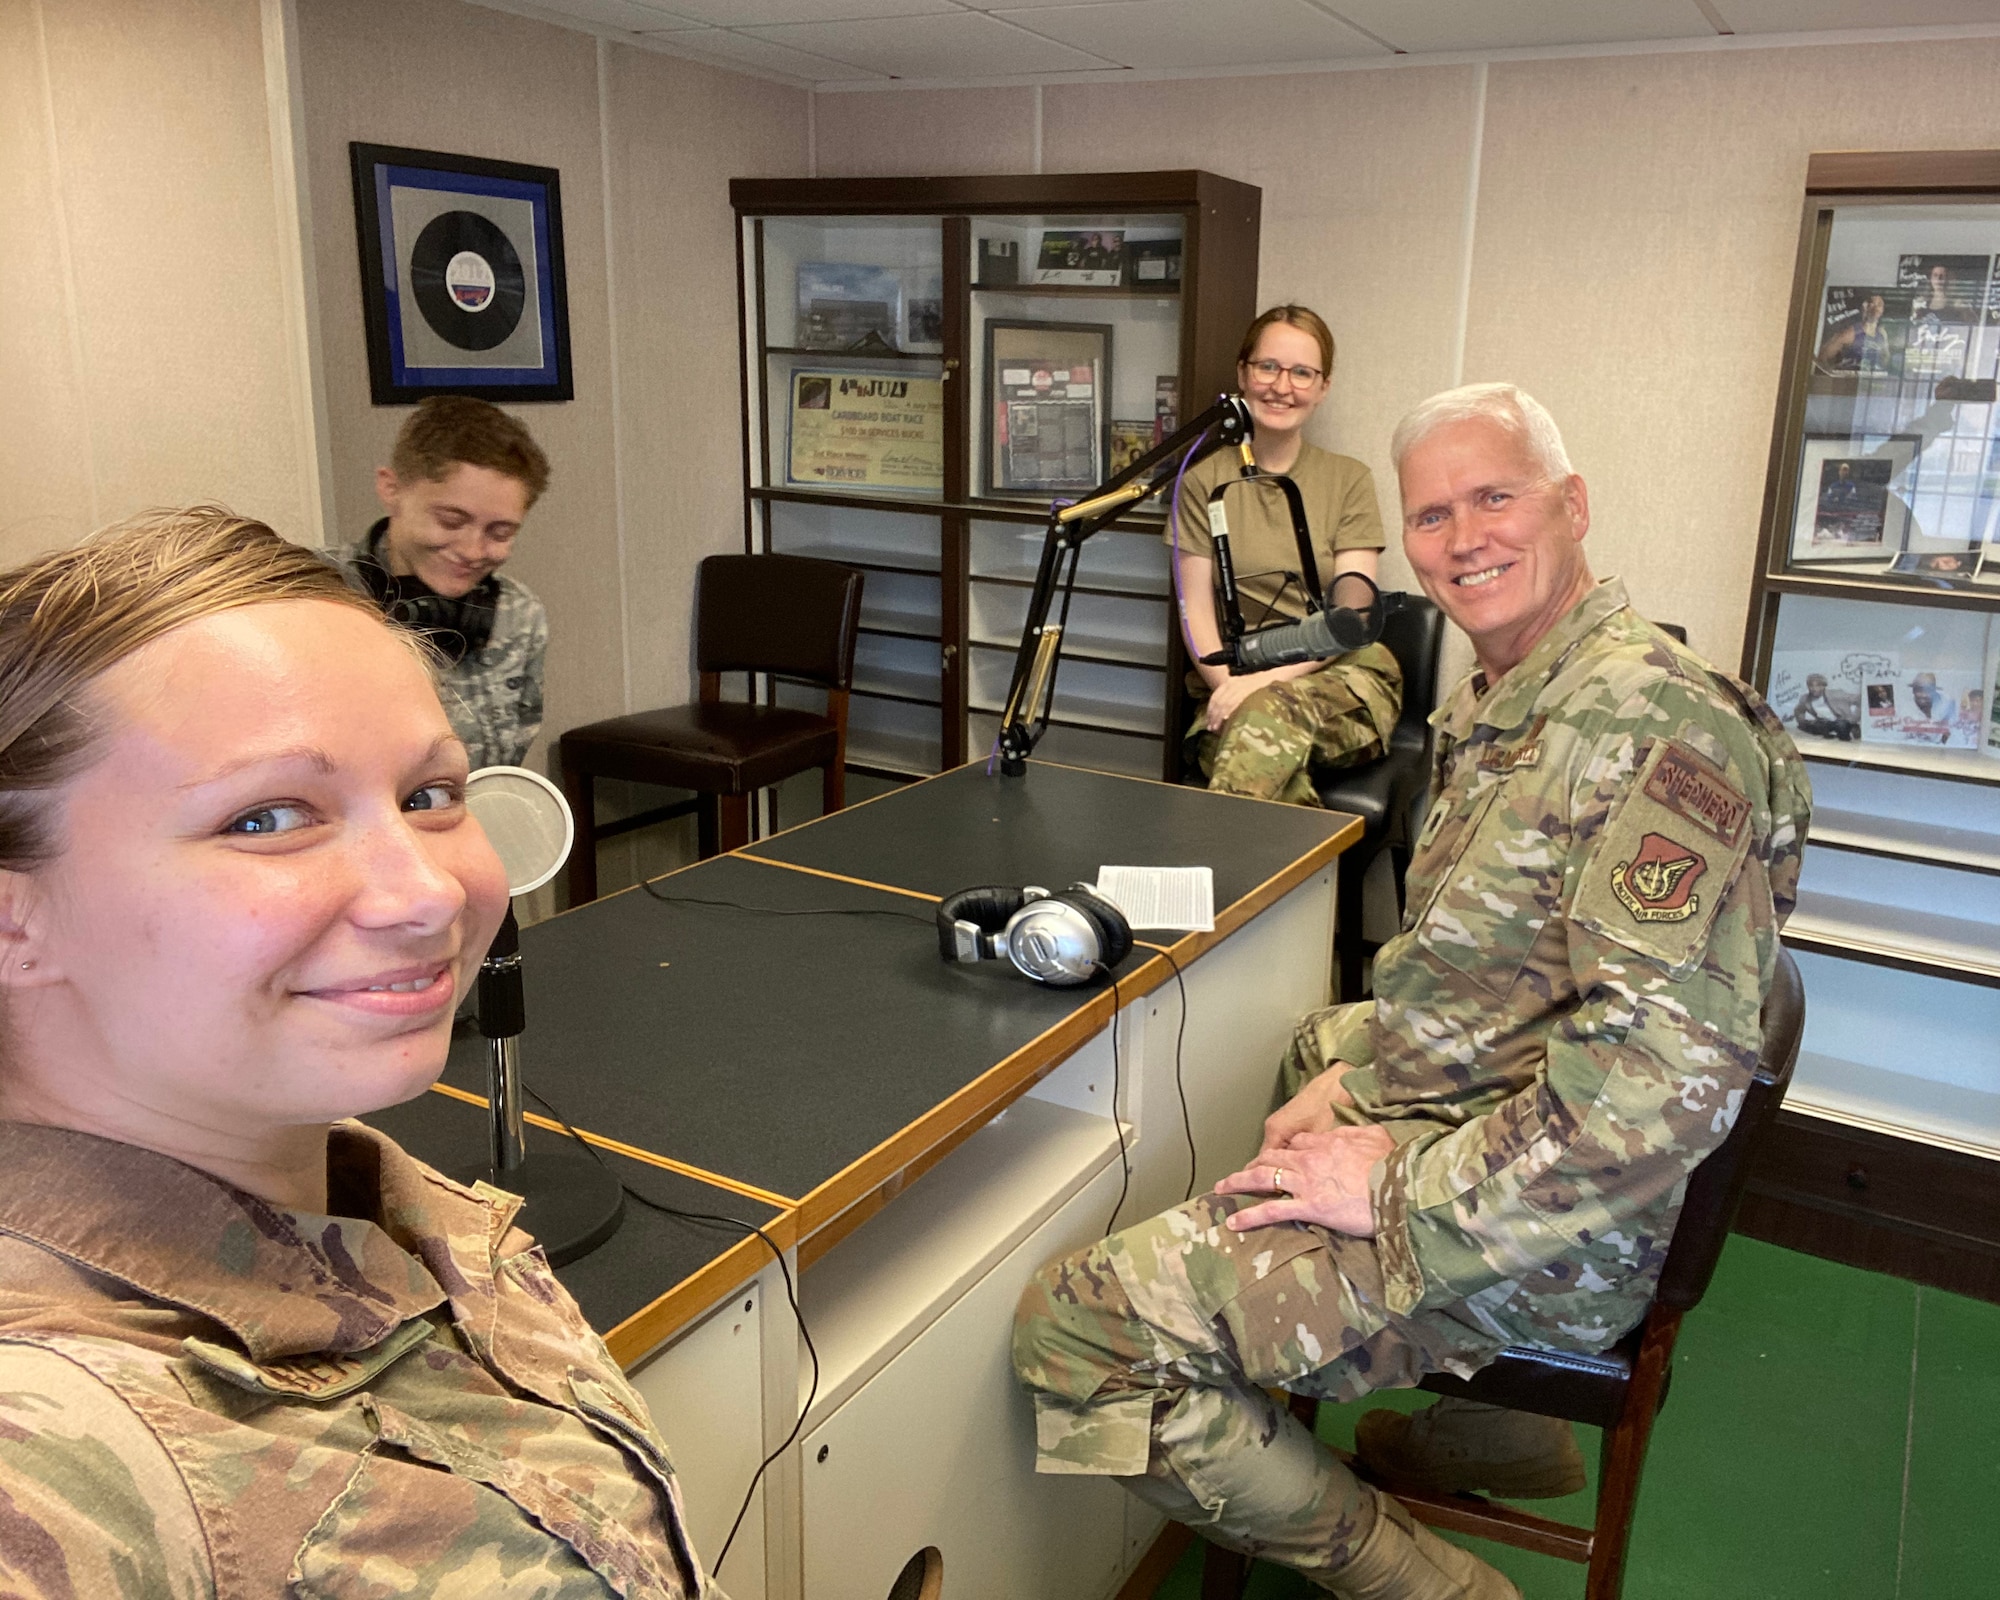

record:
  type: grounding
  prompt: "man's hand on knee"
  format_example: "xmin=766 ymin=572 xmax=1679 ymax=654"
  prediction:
xmin=1214 ymin=1124 xmax=1394 ymax=1238
xmin=1263 ymin=1065 xmax=1358 ymax=1149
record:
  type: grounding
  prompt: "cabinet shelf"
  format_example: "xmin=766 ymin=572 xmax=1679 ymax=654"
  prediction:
xmin=1795 ymin=732 xmax=2000 ymax=786
xmin=775 ymin=540 xmax=941 ymax=577
xmin=1785 ymin=1054 xmax=2000 ymax=1162
xmin=969 ymin=633 xmax=1164 ymax=672
xmin=1811 ymin=806 xmax=2000 ymax=875
xmin=1764 ymin=570 xmax=2000 ymax=613
xmin=969 ymin=572 xmax=1170 ymax=604
xmin=764 ymin=345 xmax=940 ymax=363
xmin=973 ymin=282 xmax=1179 ymax=299
xmin=1785 ymin=894 xmax=2000 ymax=987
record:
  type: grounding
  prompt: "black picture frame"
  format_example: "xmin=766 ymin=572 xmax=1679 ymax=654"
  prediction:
xmin=982 ymin=318 xmax=1114 ymax=498
xmin=349 ymin=142 xmax=573 ymax=404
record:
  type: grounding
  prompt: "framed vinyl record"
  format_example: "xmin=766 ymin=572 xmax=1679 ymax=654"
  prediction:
xmin=350 ymin=143 xmax=572 ymax=403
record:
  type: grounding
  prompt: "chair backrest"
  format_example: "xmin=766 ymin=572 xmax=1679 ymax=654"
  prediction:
xmin=696 ymin=553 xmax=864 ymax=689
xmin=1656 ymin=621 xmax=1689 ymax=645
xmin=1654 ymin=945 xmax=1805 ymax=1313
xmin=1381 ymin=596 xmax=1446 ymax=736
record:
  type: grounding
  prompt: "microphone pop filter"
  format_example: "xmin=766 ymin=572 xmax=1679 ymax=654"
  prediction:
xmin=465 ymin=765 xmax=574 ymax=896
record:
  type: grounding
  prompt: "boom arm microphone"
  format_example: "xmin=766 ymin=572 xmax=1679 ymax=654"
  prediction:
xmin=1201 ymin=577 xmax=1405 ymax=674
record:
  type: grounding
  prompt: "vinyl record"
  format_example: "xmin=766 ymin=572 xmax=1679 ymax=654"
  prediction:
xmin=408 ymin=209 xmax=527 ymax=352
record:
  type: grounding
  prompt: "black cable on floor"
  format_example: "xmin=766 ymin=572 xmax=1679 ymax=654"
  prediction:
xmin=519 ymin=1081 xmax=819 ymax=1579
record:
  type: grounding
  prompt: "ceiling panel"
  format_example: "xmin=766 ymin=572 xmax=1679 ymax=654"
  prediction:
xmin=646 ymin=0 xmax=960 ymax=25
xmin=993 ymin=0 xmax=1388 ymax=67
xmin=643 ymin=22 xmax=893 ymax=78
xmin=530 ymin=0 xmax=708 ymax=32
xmin=740 ymin=10 xmax=1120 ymax=75
xmin=1324 ymin=0 xmax=1716 ymax=52
xmin=1712 ymin=0 xmax=2000 ymax=31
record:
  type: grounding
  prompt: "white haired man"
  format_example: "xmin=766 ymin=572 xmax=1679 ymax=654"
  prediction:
xmin=1012 ymin=384 xmax=1810 ymax=1598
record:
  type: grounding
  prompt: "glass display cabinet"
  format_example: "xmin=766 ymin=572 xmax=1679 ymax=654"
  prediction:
xmin=1740 ymin=150 xmax=2000 ymax=1299
xmin=729 ymin=173 xmax=1261 ymax=782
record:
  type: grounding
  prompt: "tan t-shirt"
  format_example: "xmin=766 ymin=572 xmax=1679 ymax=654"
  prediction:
xmin=1167 ymin=439 xmax=1386 ymax=628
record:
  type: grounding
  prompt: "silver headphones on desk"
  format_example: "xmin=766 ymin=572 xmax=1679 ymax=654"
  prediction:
xmin=936 ymin=884 xmax=1134 ymax=987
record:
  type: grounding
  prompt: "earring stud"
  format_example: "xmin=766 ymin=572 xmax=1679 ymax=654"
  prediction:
xmin=17 ymin=960 xmax=30 ymax=970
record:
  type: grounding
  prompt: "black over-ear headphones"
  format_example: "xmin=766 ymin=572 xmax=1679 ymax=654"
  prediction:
xmin=936 ymin=884 xmax=1134 ymax=986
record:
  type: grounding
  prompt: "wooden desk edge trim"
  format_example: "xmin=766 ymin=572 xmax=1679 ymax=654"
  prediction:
xmin=425 ymin=1083 xmax=798 ymax=1208
xmin=603 ymin=1223 xmax=798 ymax=1369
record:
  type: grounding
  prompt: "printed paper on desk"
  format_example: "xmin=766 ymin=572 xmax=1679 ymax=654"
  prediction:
xmin=1095 ymin=866 xmax=1214 ymax=932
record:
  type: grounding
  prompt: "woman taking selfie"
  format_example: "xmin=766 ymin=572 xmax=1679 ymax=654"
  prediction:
xmin=0 ymin=510 xmax=717 ymax=1598
xmin=1170 ymin=304 xmax=1401 ymax=805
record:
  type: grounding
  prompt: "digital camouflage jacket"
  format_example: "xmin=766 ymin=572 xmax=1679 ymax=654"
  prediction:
xmin=330 ymin=535 xmax=548 ymax=771
xmin=1300 ymin=578 xmax=1811 ymax=1351
xmin=0 ymin=1120 xmax=718 ymax=1599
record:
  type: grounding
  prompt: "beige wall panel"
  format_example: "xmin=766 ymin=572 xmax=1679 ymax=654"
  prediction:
xmin=28 ymin=0 xmax=305 ymax=541
xmin=1467 ymin=38 xmax=2000 ymax=666
xmin=815 ymin=86 xmax=1035 ymax=177
xmin=606 ymin=45 xmax=808 ymax=709
xmin=0 ymin=0 xmax=93 ymax=561
xmin=296 ymin=0 xmax=622 ymax=764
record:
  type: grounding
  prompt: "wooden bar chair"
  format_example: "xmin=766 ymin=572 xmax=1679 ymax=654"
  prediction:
xmin=1204 ymin=947 xmax=1806 ymax=1600
xmin=558 ymin=553 xmax=863 ymax=906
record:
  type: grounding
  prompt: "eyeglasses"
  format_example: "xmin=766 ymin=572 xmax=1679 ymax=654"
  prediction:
xmin=1244 ymin=358 xmax=1324 ymax=388
xmin=1403 ymin=479 xmax=1555 ymax=536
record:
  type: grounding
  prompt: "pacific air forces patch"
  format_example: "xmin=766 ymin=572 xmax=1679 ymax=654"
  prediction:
xmin=1573 ymin=737 xmax=1755 ymax=973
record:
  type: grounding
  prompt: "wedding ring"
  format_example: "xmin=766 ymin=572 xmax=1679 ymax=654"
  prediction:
xmin=1273 ymin=1167 xmax=1286 ymax=1193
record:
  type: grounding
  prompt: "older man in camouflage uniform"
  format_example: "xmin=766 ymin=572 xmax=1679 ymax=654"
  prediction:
xmin=1014 ymin=384 xmax=1809 ymax=1598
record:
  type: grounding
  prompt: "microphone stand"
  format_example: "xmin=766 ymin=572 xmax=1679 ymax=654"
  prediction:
xmin=996 ymin=394 xmax=1266 ymax=775
xmin=465 ymin=904 xmax=625 ymax=1267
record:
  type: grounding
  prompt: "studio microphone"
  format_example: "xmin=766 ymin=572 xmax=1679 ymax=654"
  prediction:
xmin=1200 ymin=575 xmax=1404 ymax=674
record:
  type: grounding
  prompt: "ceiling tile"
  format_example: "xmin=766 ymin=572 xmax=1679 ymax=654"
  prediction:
xmin=652 ymin=0 xmax=960 ymax=24
xmin=742 ymin=10 xmax=1121 ymax=74
xmin=528 ymin=0 xmax=709 ymax=31
xmin=644 ymin=23 xmax=892 ymax=78
xmin=1711 ymin=0 xmax=2000 ymax=31
xmin=993 ymin=0 xmax=1386 ymax=67
xmin=1323 ymin=0 xmax=1715 ymax=52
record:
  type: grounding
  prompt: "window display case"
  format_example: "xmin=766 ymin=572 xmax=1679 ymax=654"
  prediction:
xmin=730 ymin=174 xmax=1261 ymax=782
xmin=1740 ymin=150 xmax=2000 ymax=1300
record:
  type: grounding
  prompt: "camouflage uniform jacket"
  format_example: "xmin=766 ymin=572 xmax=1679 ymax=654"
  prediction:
xmin=1308 ymin=578 xmax=1809 ymax=1349
xmin=0 ymin=1120 xmax=717 ymax=1599
xmin=331 ymin=533 xmax=548 ymax=770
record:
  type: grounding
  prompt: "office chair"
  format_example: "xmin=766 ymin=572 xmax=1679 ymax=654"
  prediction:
xmin=558 ymin=553 xmax=863 ymax=906
xmin=1313 ymin=595 xmax=1446 ymax=1001
xmin=1204 ymin=946 xmax=1806 ymax=1600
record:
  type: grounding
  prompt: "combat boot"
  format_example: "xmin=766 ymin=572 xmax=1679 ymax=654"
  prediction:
xmin=1355 ymin=1396 xmax=1586 ymax=1500
xmin=1318 ymin=1491 xmax=1519 ymax=1599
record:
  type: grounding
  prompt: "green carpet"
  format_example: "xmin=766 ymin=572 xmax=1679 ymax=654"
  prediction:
xmin=1149 ymin=1235 xmax=1999 ymax=1599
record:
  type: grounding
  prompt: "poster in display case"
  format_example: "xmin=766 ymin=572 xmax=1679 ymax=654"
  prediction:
xmin=786 ymin=369 xmax=943 ymax=492
xmin=982 ymin=319 xmax=1112 ymax=496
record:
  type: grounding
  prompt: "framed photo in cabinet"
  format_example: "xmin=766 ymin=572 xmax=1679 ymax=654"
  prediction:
xmin=1787 ymin=434 xmax=1917 ymax=563
xmin=982 ymin=319 xmax=1113 ymax=496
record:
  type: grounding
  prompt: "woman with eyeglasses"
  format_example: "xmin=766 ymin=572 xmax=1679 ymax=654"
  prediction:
xmin=1168 ymin=304 xmax=1401 ymax=803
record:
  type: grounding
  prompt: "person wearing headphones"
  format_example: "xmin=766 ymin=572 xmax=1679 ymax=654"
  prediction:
xmin=1169 ymin=305 xmax=1402 ymax=804
xmin=334 ymin=395 xmax=551 ymax=770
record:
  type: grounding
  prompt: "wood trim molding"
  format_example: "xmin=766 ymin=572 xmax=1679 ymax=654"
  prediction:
xmin=1805 ymin=149 xmax=2000 ymax=195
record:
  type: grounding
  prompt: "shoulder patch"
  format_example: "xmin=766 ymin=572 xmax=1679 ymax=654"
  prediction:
xmin=1573 ymin=738 xmax=1756 ymax=973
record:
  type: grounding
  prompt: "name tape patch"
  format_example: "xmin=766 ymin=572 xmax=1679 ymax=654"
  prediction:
xmin=1642 ymin=747 xmax=1748 ymax=845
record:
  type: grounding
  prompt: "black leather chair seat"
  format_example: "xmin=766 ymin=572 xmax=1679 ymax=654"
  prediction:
xmin=1416 ymin=1330 xmax=1667 ymax=1431
xmin=563 ymin=703 xmax=838 ymax=795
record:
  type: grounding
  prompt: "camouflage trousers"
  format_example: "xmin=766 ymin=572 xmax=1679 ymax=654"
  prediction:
xmin=1190 ymin=646 xmax=1402 ymax=807
xmin=1012 ymin=1192 xmax=1501 ymax=1581
xmin=1011 ymin=1017 xmax=1523 ymax=1584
